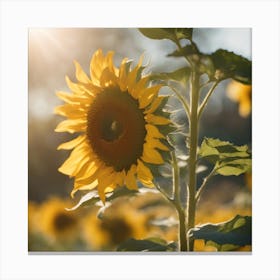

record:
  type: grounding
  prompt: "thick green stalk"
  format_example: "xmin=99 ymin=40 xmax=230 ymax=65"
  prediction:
xmin=171 ymin=151 xmax=187 ymax=251
xmin=186 ymin=70 xmax=200 ymax=251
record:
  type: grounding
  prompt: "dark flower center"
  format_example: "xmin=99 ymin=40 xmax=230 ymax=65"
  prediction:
xmin=53 ymin=212 xmax=76 ymax=232
xmin=86 ymin=87 xmax=147 ymax=172
xmin=101 ymin=217 xmax=133 ymax=245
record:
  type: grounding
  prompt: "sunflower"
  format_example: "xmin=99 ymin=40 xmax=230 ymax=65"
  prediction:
xmin=38 ymin=197 xmax=79 ymax=242
xmin=82 ymin=202 xmax=147 ymax=250
xmin=55 ymin=49 xmax=171 ymax=202
xmin=227 ymin=80 xmax=252 ymax=118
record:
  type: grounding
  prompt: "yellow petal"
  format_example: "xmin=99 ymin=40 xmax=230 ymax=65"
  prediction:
xmin=97 ymin=172 xmax=118 ymax=203
xmin=57 ymin=135 xmax=86 ymax=150
xmin=127 ymin=55 xmax=144 ymax=92
xmin=75 ymin=160 xmax=99 ymax=181
xmin=58 ymin=143 xmax=91 ymax=176
xmin=145 ymin=136 xmax=169 ymax=151
xmin=145 ymin=124 xmax=165 ymax=138
xmin=138 ymin=85 xmax=161 ymax=109
xmin=55 ymin=119 xmax=87 ymax=133
xmin=130 ymin=76 xmax=149 ymax=99
xmin=65 ymin=76 xmax=84 ymax=95
xmin=56 ymin=91 xmax=88 ymax=105
xmin=145 ymin=114 xmax=171 ymax=125
xmin=125 ymin=165 xmax=138 ymax=190
xmin=90 ymin=49 xmax=106 ymax=86
xmin=54 ymin=104 xmax=86 ymax=119
xmin=71 ymin=179 xmax=98 ymax=198
xmin=145 ymin=96 xmax=165 ymax=114
xmin=105 ymin=51 xmax=117 ymax=75
xmin=74 ymin=60 xmax=91 ymax=84
xmin=137 ymin=160 xmax=154 ymax=186
xmin=114 ymin=170 xmax=126 ymax=187
xmin=100 ymin=67 xmax=118 ymax=87
xmin=142 ymin=143 xmax=164 ymax=164
xmin=76 ymin=163 xmax=114 ymax=186
xmin=118 ymin=57 xmax=130 ymax=91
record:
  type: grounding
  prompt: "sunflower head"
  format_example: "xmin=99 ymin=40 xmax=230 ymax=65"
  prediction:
xmin=82 ymin=202 xmax=147 ymax=250
xmin=227 ymin=80 xmax=252 ymax=118
xmin=55 ymin=49 xmax=172 ymax=202
xmin=38 ymin=197 xmax=79 ymax=242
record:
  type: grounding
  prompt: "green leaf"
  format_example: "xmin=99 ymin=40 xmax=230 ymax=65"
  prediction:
xmin=174 ymin=28 xmax=193 ymax=41
xmin=150 ymin=67 xmax=191 ymax=84
xmin=189 ymin=215 xmax=252 ymax=250
xmin=199 ymin=138 xmax=251 ymax=176
xmin=215 ymin=159 xmax=252 ymax=176
xmin=116 ymin=237 xmax=177 ymax=252
xmin=139 ymin=28 xmax=177 ymax=41
xmin=200 ymin=138 xmax=250 ymax=159
xmin=210 ymin=49 xmax=252 ymax=84
xmin=138 ymin=28 xmax=193 ymax=43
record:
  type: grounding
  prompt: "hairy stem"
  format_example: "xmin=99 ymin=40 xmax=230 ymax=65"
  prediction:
xmin=171 ymin=87 xmax=190 ymax=120
xmin=171 ymin=151 xmax=187 ymax=251
xmin=186 ymin=70 xmax=200 ymax=251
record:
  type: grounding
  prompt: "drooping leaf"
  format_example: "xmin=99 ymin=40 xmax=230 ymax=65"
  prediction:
xmin=139 ymin=28 xmax=193 ymax=43
xmin=199 ymin=138 xmax=251 ymax=176
xmin=116 ymin=237 xmax=177 ymax=252
xmin=66 ymin=190 xmax=100 ymax=211
xmin=210 ymin=49 xmax=252 ymax=84
xmin=67 ymin=187 xmax=138 ymax=211
xmin=189 ymin=215 xmax=252 ymax=250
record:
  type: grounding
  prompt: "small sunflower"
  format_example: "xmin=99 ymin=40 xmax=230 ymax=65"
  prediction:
xmin=82 ymin=202 xmax=147 ymax=250
xmin=227 ymin=80 xmax=252 ymax=118
xmin=55 ymin=49 xmax=171 ymax=202
xmin=38 ymin=197 xmax=79 ymax=242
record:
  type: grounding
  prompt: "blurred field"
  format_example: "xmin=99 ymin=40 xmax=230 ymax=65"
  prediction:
xmin=28 ymin=172 xmax=251 ymax=252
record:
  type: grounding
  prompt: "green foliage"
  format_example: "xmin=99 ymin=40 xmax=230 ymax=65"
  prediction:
xmin=210 ymin=49 xmax=252 ymax=84
xmin=139 ymin=28 xmax=251 ymax=85
xmin=116 ymin=237 xmax=177 ymax=252
xmin=167 ymin=44 xmax=199 ymax=57
xmin=139 ymin=28 xmax=193 ymax=43
xmin=150 ymin=66 xmax=191 ymax=84
xmin=189 ymin=215 xmax=252 ymax=250
xmin=199 ymin=138 xmax=251 ymax=176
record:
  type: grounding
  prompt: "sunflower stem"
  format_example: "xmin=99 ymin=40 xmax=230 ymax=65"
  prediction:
xmin=171 ymin=151 xmax=187 ymax=251
xmin=186 ymin=69 xmax=200 ymax=251
xmin=195 ymin=167 xmax=216 ymax=204
xmin=170 ymin=87 xmax=190 ymax=121
xmin=198 ymin=81 xmax=219 ymax=120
